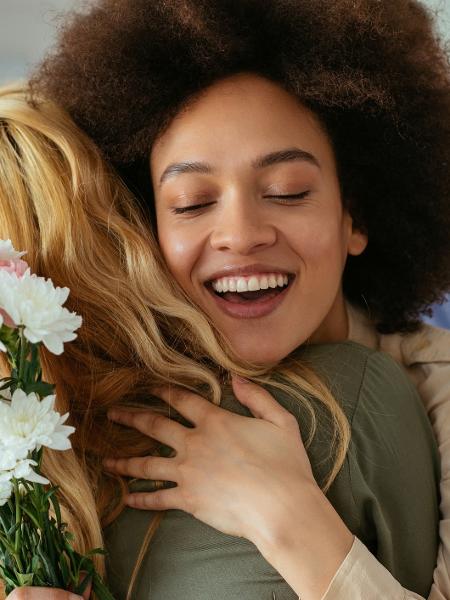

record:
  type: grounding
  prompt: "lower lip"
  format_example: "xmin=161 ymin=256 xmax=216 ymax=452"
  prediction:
xmin=206 ymin=278 xmax=294 ymax=319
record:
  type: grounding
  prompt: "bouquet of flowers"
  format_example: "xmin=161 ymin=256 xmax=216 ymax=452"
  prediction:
xmin=0 ymin=239 xmax=114 ymax=599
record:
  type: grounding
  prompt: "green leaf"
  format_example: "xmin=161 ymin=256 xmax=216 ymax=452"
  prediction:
xmin=16 ymin=571 xmax=34 ymax=586
xmin=36 ymin=544 xmax=59 ymax=587
xmin=91 ymin=570 xmax=117 ymax=600
xmin=20 ymin=506 xmax=42 ymax=530
xmin=58 ymin=552 xmax=70 ymax=585
xmin=31 ymin=554 xmax=43 ymax=572
xmin=73 ymin=569 xmax=93 ymax=596
xmin=23 ymin=381 xmax=55 ymax=396
xmin=84 ymin=547 xmax=107 ymax=557
xmin=49 ymin=491 xmax=62 ymax=528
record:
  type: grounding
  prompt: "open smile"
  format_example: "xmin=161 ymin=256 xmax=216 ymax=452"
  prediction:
xmin=204 ymin=274 xmax=295 ymax=319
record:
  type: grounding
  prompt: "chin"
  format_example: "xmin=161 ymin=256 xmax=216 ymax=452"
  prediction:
xmin=230 ymin=337 xmax=301 ymax=367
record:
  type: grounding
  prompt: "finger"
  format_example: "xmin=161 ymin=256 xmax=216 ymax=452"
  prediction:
xmin=82 ymin=578 xmax=92 ymax=600
xmin=231 ymin=375 xmax=299 ymax=430
xmin=103 ymin=455 xmax=179 ymax=482
xmin=151 ymin=385 xmax=213 ymax=425
xmin=107 ymin=409 xmax=186 ymax=448
xmin=6 ymin=588 xmax=82 ymax=599
xmin=125 ymin=486 xmax=184 ymax=511
xmin=75 ymin=571 xmax=92 ymax=600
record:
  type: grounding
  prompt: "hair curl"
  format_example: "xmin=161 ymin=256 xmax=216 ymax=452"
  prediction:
xmin=29 ymin=0 xmax=450 ymax=333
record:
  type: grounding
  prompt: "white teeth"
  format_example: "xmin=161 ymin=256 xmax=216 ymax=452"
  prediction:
xmin=210 ymin=273 xmax=290 ymax=293
xmin=236 ymin=279 xmax=248 ymax=292
xmin=247 ymin=276 xmax=260 ymax=291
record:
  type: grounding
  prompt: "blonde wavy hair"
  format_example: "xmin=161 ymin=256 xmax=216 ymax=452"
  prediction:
xmin=0 ymin=83 xmax=350 ymax=600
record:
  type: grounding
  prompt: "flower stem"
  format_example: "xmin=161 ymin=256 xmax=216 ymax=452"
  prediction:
xmin=13 ymin=479 xmax=24 ymax=573
xmin=18 ymin=326 xmax=27 ymax=388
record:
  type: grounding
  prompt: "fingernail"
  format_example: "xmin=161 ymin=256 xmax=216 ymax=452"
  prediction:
xmin=69 ymin=594 xmax=83 ymax=600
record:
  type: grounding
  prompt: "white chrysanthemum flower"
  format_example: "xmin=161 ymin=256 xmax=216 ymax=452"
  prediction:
xmin=0 ymin=479 xmax=12 ymax=506
xmin=0 ymin=269 xmax=82 ymax=354
xmin=0 ymin=239 xmax=27 ymax=261
xmin=0 ymin=388 xmax=75 ymax=453
xmin=0 ymin=439 xmax=49 ymax=485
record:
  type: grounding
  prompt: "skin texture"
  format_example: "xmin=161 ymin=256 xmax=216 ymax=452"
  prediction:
xmin=151 ymin=73 xmax=368 ymax=364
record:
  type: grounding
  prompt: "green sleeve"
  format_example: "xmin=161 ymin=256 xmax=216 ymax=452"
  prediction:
xmin=346 ymin=350 xmax=440 ymax=597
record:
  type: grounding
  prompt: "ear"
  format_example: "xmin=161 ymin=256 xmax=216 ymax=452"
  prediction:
xmin=348 ymin=226 xmax=368 ymax=256
xmin=345 ymin=213 xmax=368 ymax=256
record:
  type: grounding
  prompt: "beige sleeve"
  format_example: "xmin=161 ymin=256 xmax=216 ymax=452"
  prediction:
xmin=417 ymin=361 xmax=450 ymax=600
xmin=318 ymin=537 xmax=427 ymax=600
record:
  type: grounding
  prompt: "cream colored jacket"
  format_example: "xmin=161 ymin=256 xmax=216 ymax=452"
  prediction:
xmin=321 ymin=302 xmax=450 ymax=600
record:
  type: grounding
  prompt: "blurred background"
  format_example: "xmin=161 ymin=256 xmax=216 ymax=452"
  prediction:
xmin=1 ymin=0 xmax=449 ymax=328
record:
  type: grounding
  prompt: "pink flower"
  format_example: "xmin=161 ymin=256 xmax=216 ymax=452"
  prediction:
xmin=0 ymin=259 xmax=29 ymax=278
xmin=0 ymin=240 xmax=30 ymax=329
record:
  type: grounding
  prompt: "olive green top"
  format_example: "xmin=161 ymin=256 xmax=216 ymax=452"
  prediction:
xmin=104 ymin=341 xmax=440 ymax=600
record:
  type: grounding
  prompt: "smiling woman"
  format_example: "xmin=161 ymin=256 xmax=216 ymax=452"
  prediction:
xmin=151 ymin=74 xmax=368 ymax=363
xmin=0 ymin=0 xmax=450 ymax=600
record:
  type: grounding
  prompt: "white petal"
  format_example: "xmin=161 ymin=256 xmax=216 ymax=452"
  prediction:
xmin=46 ymin=437 xmax=73 ymax=451
xmin=0 ymin=480 xmax=12 ymax=505
xmin=40 ymin=394 xmax=56 ymax=413
xmin=41 ymin=334 xmax=64 ymax=355
xmin=23 ymin=469 xmax=49 ymax=485
xmin=0 ymin=240 xmax=27 ymax=261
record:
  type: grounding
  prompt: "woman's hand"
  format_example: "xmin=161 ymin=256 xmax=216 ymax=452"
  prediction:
xmin=6 ymin=573 xmax=92 ymax=600
xmin=7 ymin=591 xmax=86 ymax=600
xmin=103 ymin=376 xmax=354 ymax=599
xmin=102 ymin=375 xmax=317 ymax=546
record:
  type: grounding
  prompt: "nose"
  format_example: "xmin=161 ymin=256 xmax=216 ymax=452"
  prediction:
xmin=209 ymin=192 xmax=277 ymax=254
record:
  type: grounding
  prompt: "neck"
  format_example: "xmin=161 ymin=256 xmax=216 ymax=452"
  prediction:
xmin=308 ymin=291 xmax=349 ymax=344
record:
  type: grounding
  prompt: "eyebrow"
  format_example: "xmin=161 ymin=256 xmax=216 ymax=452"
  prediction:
xmin=158 ymin=147 xmax=321 ymax=187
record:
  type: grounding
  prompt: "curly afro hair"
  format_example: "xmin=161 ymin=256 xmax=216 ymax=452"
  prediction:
xmin=30 ymin=0 xmax=450 ymax=334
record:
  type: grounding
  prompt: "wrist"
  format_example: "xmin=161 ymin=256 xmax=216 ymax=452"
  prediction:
xmin=254 ymin=482 xmax=354 ymax=600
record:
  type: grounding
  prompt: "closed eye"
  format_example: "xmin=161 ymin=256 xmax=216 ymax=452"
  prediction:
xmin=265 ymin=191 xmax=311 ymax=203
xmin=171 ymin=191 xmax=311 ymax=214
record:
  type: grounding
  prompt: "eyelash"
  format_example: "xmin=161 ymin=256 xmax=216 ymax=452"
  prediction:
xmin=171 ymin=191 xmax=311 ymax=214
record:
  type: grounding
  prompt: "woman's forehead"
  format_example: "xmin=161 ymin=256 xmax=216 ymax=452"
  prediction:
xmin=149 ymin=73 xmax=333 ymax=179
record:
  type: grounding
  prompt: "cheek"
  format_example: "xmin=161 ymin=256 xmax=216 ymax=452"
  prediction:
xmin=157 ymin=226 xmax=201 ymax=288
xmin=290 ymin=214 xmax=347 ymax=266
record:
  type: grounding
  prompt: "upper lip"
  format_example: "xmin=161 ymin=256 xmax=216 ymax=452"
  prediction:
xmin=204 ymin=263 xmax=295 ymax=283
